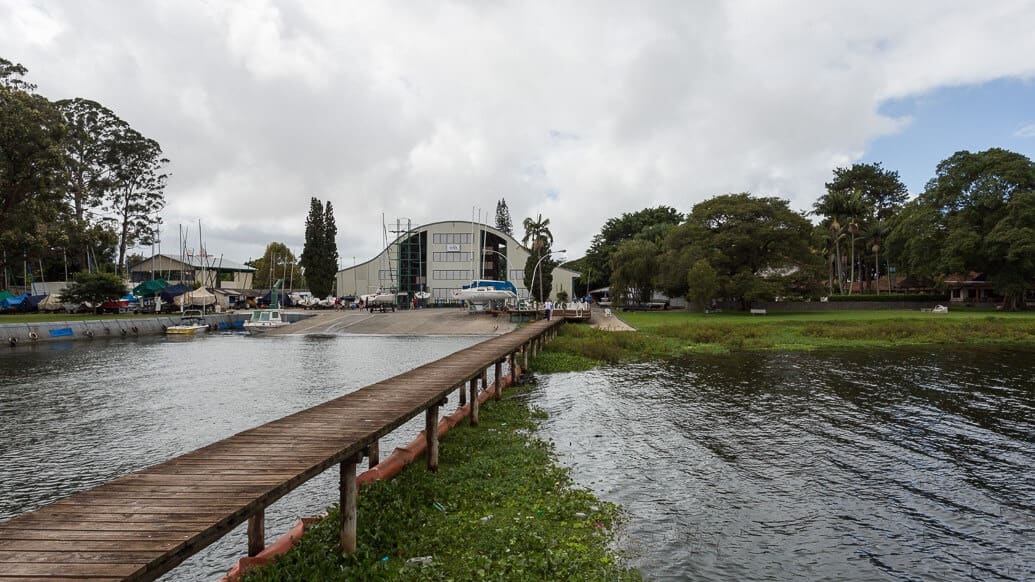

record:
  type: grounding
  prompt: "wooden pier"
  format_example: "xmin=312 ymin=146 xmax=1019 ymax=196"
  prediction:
xmin=0 ymin=319 xmax=564 ymax=581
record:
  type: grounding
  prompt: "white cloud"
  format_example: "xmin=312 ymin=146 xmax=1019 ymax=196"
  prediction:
xmin=1014 ymin=123 xmax=1035 ymax=138
xmin=2 ymin=0 xmax=1035 ymax=264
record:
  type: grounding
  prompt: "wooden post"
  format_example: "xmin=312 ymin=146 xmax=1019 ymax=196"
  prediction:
xmin=509 ymin=353 xmax=516 ymax=383
xmin=366 ymin=441 xmax=380 ymax=468
xmin=339 ymin=456 xmax=359 ymax=553
xmin=426 ymin=404 xmax=440 ymax=472
xmin=480 ymin=368 xmax=488 ymax=391
xmin=469 ymin=378 xmax=479 ymax=426
xmin=248 ymin=510 xmax=264 ymax=557
xmin=494 ymin=360 xmax=503 ymax=400
xmin=523 ymin=344 xmax=529 ymax=369
xmin=458 ymin=382 xmax=466 ymax=406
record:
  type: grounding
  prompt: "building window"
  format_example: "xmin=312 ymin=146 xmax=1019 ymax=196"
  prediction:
xmin=509 ymin=269 xmax=525 ymax=282
xmin=432 ymin=233 xmax=472 ymax=244
xmin=432 ymin=252 xmax=473 ymax=262
xmin=432 ymin=270 xmax=473 ymax=280
xmin=432 ymin=288 xmax=458 ymax=299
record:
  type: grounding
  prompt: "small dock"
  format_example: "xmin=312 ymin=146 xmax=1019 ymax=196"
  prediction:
xmin=506 ymin=304 xmax=592 ymax=323
xmin=0 ymin=319 xmax=564 ymax=581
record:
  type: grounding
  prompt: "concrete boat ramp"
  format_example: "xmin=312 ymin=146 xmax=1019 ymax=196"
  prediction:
xmin=271 ymin=308 xmax=517 ymax=336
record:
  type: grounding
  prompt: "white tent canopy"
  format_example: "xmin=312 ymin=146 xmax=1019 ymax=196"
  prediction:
xmin=174 ymin=287 xmax=217 ymax=307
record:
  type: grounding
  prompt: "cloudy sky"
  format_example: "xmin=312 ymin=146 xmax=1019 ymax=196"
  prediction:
xmin=3 ymin=1 xmax=1035 ymax=265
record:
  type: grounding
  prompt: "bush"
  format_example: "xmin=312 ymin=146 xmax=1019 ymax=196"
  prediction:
xmin=826 ymin=293 xmax=947 ymax=302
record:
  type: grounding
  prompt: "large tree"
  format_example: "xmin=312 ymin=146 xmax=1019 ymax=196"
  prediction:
xmin=610 ymin=238 xmax=659 ymax=305
xmin=661 ymin=193 xmax=816 ymax=309
xmin=888 ymin=148 xmax=1035 ymax=310
xmin=585 ymin=206 xmax=682 ymax=291
xmin=495 ymin=198 xmax=513 ymax=235
xmin=106 ymin=127 xmax=168 ymax=274
xmin=299 ymin=197 xmax=339 ymax=298
xmin=54 ymin=98 xmax=131 ymax=273
xmin=251 ymin=242 xmax=302 ymax=290
xmin=0 ymin=58 xmax=67 ymax=284
xmin=815 ymin=162 xmax=908 ymax=294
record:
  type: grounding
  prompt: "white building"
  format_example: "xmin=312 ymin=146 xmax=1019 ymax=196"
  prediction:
xmin=335 ymin=220 xmax=579 ymax=303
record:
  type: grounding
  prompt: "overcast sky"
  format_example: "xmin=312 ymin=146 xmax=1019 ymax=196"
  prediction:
xmin=3 ymin=1 xmax=1035 ymax=266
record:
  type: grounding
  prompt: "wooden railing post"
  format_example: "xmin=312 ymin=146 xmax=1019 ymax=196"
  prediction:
xmin=469 ymin=377 xmax=479 ymax=426
xmin=247 ymin=510 xmax=264 ymax=557
xmin=426 ymin=404 xmax=440 ymax=472
xmin=494 ymin=360 xmax=503 ymax=400
xmin=339 ymin=454 xmax=360 ymax=553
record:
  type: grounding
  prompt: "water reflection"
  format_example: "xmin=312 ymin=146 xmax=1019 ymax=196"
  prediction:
xmin=533 ymin=346 xmax=1035 ymax=581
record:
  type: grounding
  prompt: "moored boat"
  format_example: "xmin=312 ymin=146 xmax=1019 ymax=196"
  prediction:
xmin=243 ymin=308 xmax=288 ymax=331
xmin=166 ymin=310 xmax=209 ymax=335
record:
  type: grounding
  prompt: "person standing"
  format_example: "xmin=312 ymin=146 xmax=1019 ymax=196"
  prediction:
xmin=544 ymin=299 xmax=553 ymax=321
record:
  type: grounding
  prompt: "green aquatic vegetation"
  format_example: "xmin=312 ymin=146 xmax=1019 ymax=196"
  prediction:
xmin=534 ymin=311 xmax=1035 ymax=372
xmin=243 ymin=387 xmax=640 ymax=582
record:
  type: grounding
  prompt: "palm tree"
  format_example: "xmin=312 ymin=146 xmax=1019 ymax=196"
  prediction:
xmin=814 ymin=189 xmax=867 ymax=294
xmin=864 ymin=220 xmax=891 ymax=294
xmin=522 ymin=214 xmax=553 ymax=252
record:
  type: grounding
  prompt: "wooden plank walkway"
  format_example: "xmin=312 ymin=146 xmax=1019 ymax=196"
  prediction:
xmin=0 ymin=319 xmax=562 ymax=581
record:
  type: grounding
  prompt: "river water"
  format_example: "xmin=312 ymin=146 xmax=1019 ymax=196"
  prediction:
xmin=0 ymin=333 xmax=486 ymax=580
xmin=2 ymin=338 xmax=1033 ymax=580
xmin=532 ymin=347 xmax=1035 ymax=580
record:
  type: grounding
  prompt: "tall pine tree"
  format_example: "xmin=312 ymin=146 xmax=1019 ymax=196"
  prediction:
xmin=495 ymin=198 xmax=513 ymax=235
xmin=300 ymin=197 xmax=339 ymax=298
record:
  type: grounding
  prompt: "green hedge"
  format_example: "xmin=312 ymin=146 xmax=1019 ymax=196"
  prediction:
xmin=826 ymin=293 xmax=948 ymax=302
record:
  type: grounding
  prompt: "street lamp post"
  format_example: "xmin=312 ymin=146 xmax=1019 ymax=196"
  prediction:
xmin=529 ymin=249 xmax=565 ymax=317
xmin=481 ymin=248 xmax=508 ymax=280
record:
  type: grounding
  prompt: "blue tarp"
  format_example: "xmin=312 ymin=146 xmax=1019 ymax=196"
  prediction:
xmin=121 ymin=294 xmax=139 ymax=303
xmin=258 ymin=292 xmax=294 ymax=307
xmin=1 ymin=293 xmax=29 ymax=310
xmin=160 ymin=284 xmax=191 ymax=302
xmin=20 ymin=294 xmax=46 ymax=312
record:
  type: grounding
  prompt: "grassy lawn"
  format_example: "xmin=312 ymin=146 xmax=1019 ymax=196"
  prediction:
xmin=529 ymin=308 xmax=1035 ymax=372
xmin=243 ymin=386 xmax=640 ymax=581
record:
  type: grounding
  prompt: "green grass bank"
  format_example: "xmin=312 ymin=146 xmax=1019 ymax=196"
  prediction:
xmin=530 ymin=309 xmax=1035 ymax=373
xmin=243 ymin=386 xmax=640 ymax=581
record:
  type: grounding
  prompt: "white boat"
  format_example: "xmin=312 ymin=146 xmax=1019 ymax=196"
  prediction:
xmin=166 ymin=310 xmax=209 ymax=335
xmin=452 ymin=280 xmax=518 ymax=304
xmin=245 ymin=279 xmax=290 ymax=332
xmin=243 ymin=308 xmax=288 ymax=331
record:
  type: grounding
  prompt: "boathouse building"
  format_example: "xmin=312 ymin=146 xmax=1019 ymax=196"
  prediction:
xmin=335 ymin=221 xmax=579 ymax=302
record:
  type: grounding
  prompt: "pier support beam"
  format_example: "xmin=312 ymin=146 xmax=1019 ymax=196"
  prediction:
xmin=247 ymin=510 xmax=264 ymax=557
xmin=365 ymin=441 xmax=380 ymax=469
xmin=426 ymin=404 xmax=440 ymax=472
xmin=339 ymin=454 xmax=361 ymax=554
xmin=494 ymin=360 xmax=503 ymax=400
xmin=458 ymin=382 xmax=466 ymax=406
xmin=469 ymin=378 xmax=479 ymax=426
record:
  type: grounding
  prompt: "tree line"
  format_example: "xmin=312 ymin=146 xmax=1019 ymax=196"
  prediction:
xmin=577 ymin=149 xmax=1035 ymax=311
xmin=1 ymin=57 xmax=169 ymax=288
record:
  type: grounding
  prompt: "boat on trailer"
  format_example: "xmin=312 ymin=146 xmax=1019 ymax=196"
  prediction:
xmin=452 ymin=280 xmax=518 ymax=305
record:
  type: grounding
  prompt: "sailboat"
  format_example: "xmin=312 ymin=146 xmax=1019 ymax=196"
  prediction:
xmin=452 ymin=280 xmax=518 ymax=303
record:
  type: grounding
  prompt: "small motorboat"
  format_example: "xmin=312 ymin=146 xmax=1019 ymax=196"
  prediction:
xmin=243 ymin=309 xmax=289 ymax=332
xmin=166 ymin=310 xmax=209 ymax=335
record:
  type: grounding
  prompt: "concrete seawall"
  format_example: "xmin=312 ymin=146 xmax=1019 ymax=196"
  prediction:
xmin=1 ymin=312 xmax=308 ymax=347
